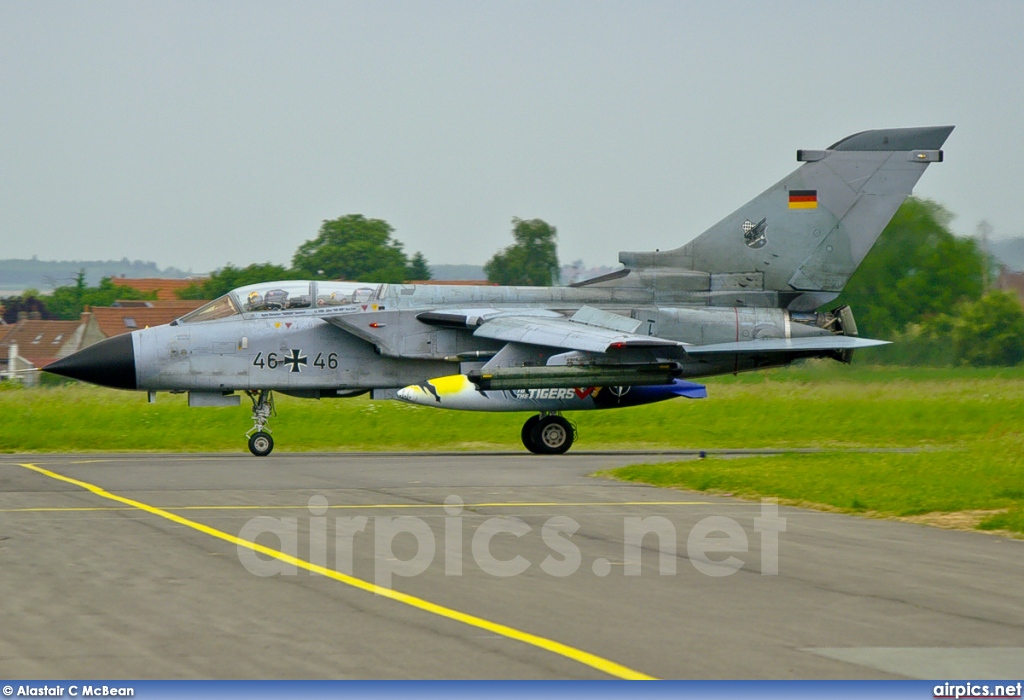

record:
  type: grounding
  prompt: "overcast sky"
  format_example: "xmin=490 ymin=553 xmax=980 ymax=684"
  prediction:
xmin=2 ymin=1 xmax=1021 ymax=274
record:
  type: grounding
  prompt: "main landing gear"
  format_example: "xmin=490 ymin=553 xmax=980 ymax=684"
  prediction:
xmin=245 ymin=390 xmax=275 ymax=456
xmin=521 ymin=413 xmax=575 ymax=455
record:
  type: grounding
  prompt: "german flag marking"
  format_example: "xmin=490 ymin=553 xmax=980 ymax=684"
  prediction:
xmin=789 ymin=189 xmax=817 ymax=209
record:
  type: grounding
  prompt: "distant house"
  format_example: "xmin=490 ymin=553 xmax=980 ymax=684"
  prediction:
xmin=110 ymin=277 xmax=203 ymax=301
xmin=0 ymin=318 xmax=84 ymax=385
xmin=995 ymin=266 xmax=1024 ymax=306
xmin=0 ymin=300 xmax=206 ymax=385
xmin=407 ymin=280 xmax=497 ymax=286
xmin=78 ymin=300 xmax=206 ymax=347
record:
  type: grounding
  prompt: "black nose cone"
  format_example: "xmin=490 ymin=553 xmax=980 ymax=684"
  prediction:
xmin=45 ymin=333 xmax=138 ymax=390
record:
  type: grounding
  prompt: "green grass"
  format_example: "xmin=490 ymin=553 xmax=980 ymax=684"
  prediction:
xmin=3 ymin=363 xmax=1024 ymax=453
xmin=4 ymin=363 xmax=1024 ymax=535
xmin=977 ymin=506 xmax=1024 ymax=533
xmin=705 ymin=360 xmax=1024 ymax=384
xmin=608 ymin=444 xmax=1024 ymax=517
xmin=595 ymin=362 xmax=1024 ymax=534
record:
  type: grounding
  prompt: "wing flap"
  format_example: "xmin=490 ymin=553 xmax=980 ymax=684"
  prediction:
xmin=684 ymin=336 xmax=889 ymax=354
xmin=473 ymin=315 xmax=682 ymax=354
xmin=416 ymin=308 xmax=564 ymax=328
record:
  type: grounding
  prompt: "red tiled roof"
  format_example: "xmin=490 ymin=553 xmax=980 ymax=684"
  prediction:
xmin=91 ymin=301 xmax=205 ymax=337
xmin=110 ymin=278 xmax=203 ymax=301
xmin=407 ymin=280 xmax=497 ymax=286
xmin=0 ymin=320 xmax=81 ymax=367
xmin=112 ymin=299 xmax=205 ymax=309
xmin=996 ymin=268 xmax=1024 ymax=303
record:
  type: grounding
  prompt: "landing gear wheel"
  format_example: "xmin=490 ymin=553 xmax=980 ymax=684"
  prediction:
xmin=245 ymin=390 xmax=276 ymax=456
xmin=248 ymin=431 xmax=274 ymax=457
xmin=521 ymin=415 xmax=542 ymax=453
xmin=531 ymin=415 xmax=574 ymax=455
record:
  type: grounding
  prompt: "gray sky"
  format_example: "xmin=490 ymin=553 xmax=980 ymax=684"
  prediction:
xmin=2 ymin=1 xmax=1021 ymax=274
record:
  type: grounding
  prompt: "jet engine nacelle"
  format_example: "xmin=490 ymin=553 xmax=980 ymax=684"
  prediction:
xmin=636 ymin=306 xmax=840 ymax=345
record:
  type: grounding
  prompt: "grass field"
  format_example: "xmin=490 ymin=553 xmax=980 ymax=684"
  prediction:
xmin=3 ymin=362 xmax=1023 ymax=534
xmin=603 ymin=363 xmax=1024 ymax=536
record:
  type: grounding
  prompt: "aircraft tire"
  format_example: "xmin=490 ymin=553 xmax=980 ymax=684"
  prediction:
xmin=521 ymin=416 xmax=543 ymax=454
xmin=248 ymin=431 xmax=274 ymax=457
xmin=531 ymin=415 xmax=574 ymax=455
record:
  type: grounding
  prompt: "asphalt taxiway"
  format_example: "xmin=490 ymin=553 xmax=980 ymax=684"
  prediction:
xmin=1 ymin=452 xmax=1022 ymax=679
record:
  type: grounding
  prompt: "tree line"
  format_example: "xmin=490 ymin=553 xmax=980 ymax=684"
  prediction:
xmin=831 ymin=198 xmax=1024 ymax=366
xmin=3 ymin=215 xmax=560 ymax=320
xmin=2 ymin=273 xmax=156 ymax=324
xmin=174 ymin=214 xmax=559 ymax=299
xmin=4 ymin=202 xmax=1023 ymax=366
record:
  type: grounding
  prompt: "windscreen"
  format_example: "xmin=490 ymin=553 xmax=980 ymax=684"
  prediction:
xmin=178 ymin=295 xmax=241 ymax=323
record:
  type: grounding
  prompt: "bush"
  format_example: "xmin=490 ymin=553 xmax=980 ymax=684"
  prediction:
xmin=878 ymin=292 xmax=1024 ymax=367
xmin=952 ymin=291 xmax=1024 ymax=366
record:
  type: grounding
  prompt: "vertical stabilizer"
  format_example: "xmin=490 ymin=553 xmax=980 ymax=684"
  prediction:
xmin=617 ymin=126 xmax=953 ymax=309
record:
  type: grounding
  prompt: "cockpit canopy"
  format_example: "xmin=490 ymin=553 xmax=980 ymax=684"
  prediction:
xmin=178 ymin=281 xmax=380 ymax=324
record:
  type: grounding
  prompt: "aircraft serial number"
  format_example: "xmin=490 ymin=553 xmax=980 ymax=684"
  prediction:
xmin=252 ymin=350 xmax=337 ymax=372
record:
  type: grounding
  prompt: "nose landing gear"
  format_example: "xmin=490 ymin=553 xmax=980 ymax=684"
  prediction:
xmin=521 ymin=413 xmax=575 ymax=455
xmin=245 ymin=390 xmax=275 ymax=456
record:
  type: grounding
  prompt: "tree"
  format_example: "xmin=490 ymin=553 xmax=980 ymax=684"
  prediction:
xmin=405 ymin=251 xmax=432 ymax=281
xmin=484 ymin=218 xmax=560 ymax=286
xmin=952 ymin=292 xmax=1024 ymax=366
xmin=891 ymin=292 xmax=1024 ymax=367
xmin=1 ymin=290 xmax=56 ymax=324
xmin=831 ymin=198 xmax=986 ymax=338
xmin=45 ymin=272 xmax=156 ymax=320
xmin=291 ymin=215 xmax=410 ymax=283
xmin=177 ymin=263 xmax=292 ymax=300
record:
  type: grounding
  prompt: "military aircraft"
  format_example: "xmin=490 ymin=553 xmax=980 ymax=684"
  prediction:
xmin=46 ymin=126 xmax=952 ymax=456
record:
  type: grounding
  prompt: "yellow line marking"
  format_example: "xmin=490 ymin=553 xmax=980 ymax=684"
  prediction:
xmin=1 ymin=457 xmax=256 ymax=466
xmin=66 ymin=459 xmax=136 ymax=464
xmin=15 ymin=463 xmax=657 ymax=680
xmin=0 ymin=500 xmax=715 ymax=513
xmin=1 ymin=507 xmax=133 ymax=513
xmin=56 ymin=457 xmax=235 ymax=465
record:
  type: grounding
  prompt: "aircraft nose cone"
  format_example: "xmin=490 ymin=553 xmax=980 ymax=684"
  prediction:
xmin=45 ymin=333 xmax=137 ymax=390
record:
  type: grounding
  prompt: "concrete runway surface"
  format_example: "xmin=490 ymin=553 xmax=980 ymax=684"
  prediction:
xmin=1 ymin=452 xmax=1022 ymax=679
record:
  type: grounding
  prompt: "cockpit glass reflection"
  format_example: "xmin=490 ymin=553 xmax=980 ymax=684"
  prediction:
xmin=179 ymin=281 xmax=383 ymax=322
xmin=316 ymin=282 xmax=379 ymax=306
xmin=234 ymin=282 xmax=313 ymax=312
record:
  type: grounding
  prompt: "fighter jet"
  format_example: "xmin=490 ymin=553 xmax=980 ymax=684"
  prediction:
xmin=46 ymin=126 xmax=952 ymax=456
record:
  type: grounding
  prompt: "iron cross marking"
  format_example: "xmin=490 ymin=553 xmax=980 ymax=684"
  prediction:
xmin=283 ymin=349 xmax=308 ymax=373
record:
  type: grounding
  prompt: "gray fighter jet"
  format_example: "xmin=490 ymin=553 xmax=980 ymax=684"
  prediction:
xmin=46 ymin=126 xmax=952 ymax=455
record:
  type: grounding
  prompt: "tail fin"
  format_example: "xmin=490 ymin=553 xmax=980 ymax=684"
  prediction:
xmin=617 ymin=126 xmax=953 ymax=309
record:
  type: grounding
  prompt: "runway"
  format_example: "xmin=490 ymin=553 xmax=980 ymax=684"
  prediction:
xmin=1 ymin=452 xmax=1022 ymax=679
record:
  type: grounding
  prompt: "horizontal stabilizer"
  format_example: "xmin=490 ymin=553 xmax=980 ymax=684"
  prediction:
xmin=684 ymin=336 xmax=889 ymax=355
